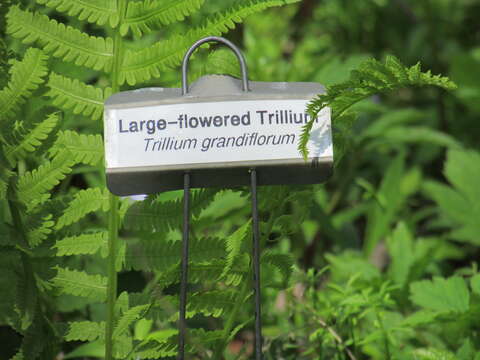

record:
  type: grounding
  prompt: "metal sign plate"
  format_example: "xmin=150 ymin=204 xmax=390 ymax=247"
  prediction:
xmin=104 ymin=37 xmax=332 ymax=195
xmin=104 ymin=79 xmax=332 ymax=195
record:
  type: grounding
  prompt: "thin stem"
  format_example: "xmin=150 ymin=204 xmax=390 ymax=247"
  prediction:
xmin=105 ymin=1 xmax=127 ymax=359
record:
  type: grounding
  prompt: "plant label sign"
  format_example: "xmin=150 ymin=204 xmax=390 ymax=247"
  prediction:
xmin=104 ymin=76 xmax=333 ymax=195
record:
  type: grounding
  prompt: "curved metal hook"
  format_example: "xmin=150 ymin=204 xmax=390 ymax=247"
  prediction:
xmin=181 ymin=36 xmax=250 ymax=95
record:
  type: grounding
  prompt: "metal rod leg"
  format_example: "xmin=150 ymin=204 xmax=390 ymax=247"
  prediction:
xmin=251 ymin=169 xmax=263 ymax=360
xmin=178 ymin=172 xmax=190 ymax=360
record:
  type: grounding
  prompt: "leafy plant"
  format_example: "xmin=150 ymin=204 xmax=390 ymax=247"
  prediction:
xmin=3 ymin=0 xmax=300 ymax=358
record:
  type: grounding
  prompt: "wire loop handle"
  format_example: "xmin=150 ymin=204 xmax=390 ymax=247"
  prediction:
xmin=181 ymin=36 xmax=250 ymax=95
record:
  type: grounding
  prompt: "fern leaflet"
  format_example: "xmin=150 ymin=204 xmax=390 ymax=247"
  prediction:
xmin=35 ymin=0 xmax=119 ymax=28
xmin=49 ymin=130 xmax=104 ymax=166
xmin=125 ymin=189 xmax=219 ymax=231
xmin=0 ymin=48 xmax=48 ymax=121
xmin=121 ymin=0 xmax=300 ymax=85
xmin=125 ymin=237 xmax=225 ymax=272
xmin=65 ymin=321 xmax=105 ymax=341
xmin=261 ymin=251 xmax=294 ymax=285
xmin=17 ymin=152 xmax=74 ymax=211
xmin=121 ymin=0 xmax=204 ymax=37
xmin=46 ymin=73 xmax=112 ymax=120
xmin=113 ymin=304 xmax=149 ymax=338
xmin=55 ymin=187 xmax=110 ymax=230
xmin=26 ymin=214 xmax=54 ymax=248
xmin=299 ymin=55 xmax=457 ymax=158
xmin=7 ymin=6 xmax=114 ymax=71
xmin=54 ymin=231 xmax=108 ymax=256
xmin=4 ymin=113 xmax=58 ymax=164
xmin=223 ymin=221 xmax=251 ymax=276
xmin=52 ymin=267 xmax=107 ymax=301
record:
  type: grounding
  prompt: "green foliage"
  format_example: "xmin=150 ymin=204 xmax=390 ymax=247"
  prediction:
xmin=52 ymin=267 xmax=107 ymax=301
xmin=121 ymin=0 xmax=205 ymax=37
xmin=55 ymin=187 xmax=110 ymax=229
xmin=7 ymin=6 xmax=114 ymax=71
xmin=46 ymin=73 xmax=112 ymax=120
xmin=299 ymin=56 xmax=457 ymax=159
xmin=0 ymin=47 xmax=48 ymax=121
xmin=1 ymin=0 xmax=479 ymax=359
xmin=49 ymin=130 xmax=104 ymax=166
xmin=410 ymin=276 xmax=470 ymax=313
xmin=36 ymin=0 xmax=120 ymax=27
xmin=424 ymin=149 xmax=480 ymax=244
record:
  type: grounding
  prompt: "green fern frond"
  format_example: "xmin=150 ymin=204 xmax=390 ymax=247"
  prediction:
xmin=125 ymin=189 xmax=219 ymax=231
xmin=26 ymin=214 xmax=54 ymax=248
xmin=0 ymin=169 xmax=13 ymax=201
xmin=223 ymin=221 xmax=251 ymax=276
xmin=35 ymin=0 xmax=119 ymax=28
xmin=7 ymin=6 xmax=113 ymax=71
xmin=113 ymin=304 xmax=149 ymax=338
xmin=126 ymin=236 xmax=225 ymax=272
xmin=4 ymin=113 xmax=58 ymax=164
xmin=299 ymin=55 xmax=457 ymax=159
xmin=49 ymin=130 xmax=104 ymax=166
xmin=157 ymin=261 xmax=247 ymax=288
xmin=261 ymin=251 xmax=294 ymax=285
xmin=52 ymin=267 xmax=107 ymax=301
xmin=17 ymin=152 xmax=74 ymax=211
xmin=0 ymin=48 xmax=48 ymax=121
xmin=55 ymin=187 xmax=110 ymax=230
xmin=46 ymin=73 xmax=112 ymax=120
xmin=65 ymin=321 xmax=105 ymax=341
xmin=175 ymin=290 xmax=237 ymax=320
xmin=135 ymin=340 xmax=178 ymax=359
xmin=54 ymin=231 xmax=108 ymax=256
xmin=121 ymin=0 xmax=300 ymax=85
xmin=121 ymin=0 xmax=204 ymax=37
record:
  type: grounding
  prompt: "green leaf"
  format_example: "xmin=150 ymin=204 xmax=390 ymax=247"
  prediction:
xmin=387 ymin=222 xmax=414 ymax=286
xmin=4 ymin=112 xmax=59 ymax=164
xmin=223 ymin=221 xmax=251 ymax=275
xmin=64 ymin=340 xmax=104 ymax=359
xmin=423 ymin=149 xmax=480 ymax=244
xmin=26 ymin=214 xmax=54 ymax=247
xmin=65 ymin=321 xmax=105 ymax=342
xmin=261 ymin=251 xmax=294 ymax=285
xmin=413 ymin=348 xmax=456 ymax=360
xmin=364 ymin=154 xmax=406 ymax=256
xmin=444 ymin=149 xmax=480 ymax=203
xmin=7 ymin=6 xmax=113 ymax=71
xmin=470 ymin=274 xmax=480 ymax=296
xmin=410 ymin=276 xmax=470 ymax=313
xmin=120 ymin=0 xmax=300 ymax=85
xmin=36 ymin=0 xmax=120 ymax=28
xmin=17 ymin=152 xmax=74 ymax=211
xmin=55 ymin=187 xmax=110 ymax=230
xmin=0 ymin=48 xmax=48 ymax=121
xmin=53 ymin=231 xmax=108 ymax=256
xmin=113 ymin=304 xmax=149 ymax=338
xmin=300 ymin=55 xmax=456 ymax=158
xmin=49 ymin=130 xmax=104 ymax=166
xmin=46 ymin=73 xmax=112 ymax=120
xmin=125 ymin=236 xmax=225 ymax=273
xmin=121 ymin=0 xmax=205 ymax=37
xmin=125 ymin=189 xmax=219 ymax=231
xmin=52 ymin=267 xmax=107 ymax=301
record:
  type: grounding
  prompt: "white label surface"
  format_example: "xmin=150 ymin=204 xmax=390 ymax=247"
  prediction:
xmin=105 ymin=99 xmax=332 ymax=169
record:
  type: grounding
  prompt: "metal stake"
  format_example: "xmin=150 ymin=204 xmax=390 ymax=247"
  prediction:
xmin=251 ymin=169 xmax=263 ymax=360
xmin=178 ymin=172 xmax=190 ymax=360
